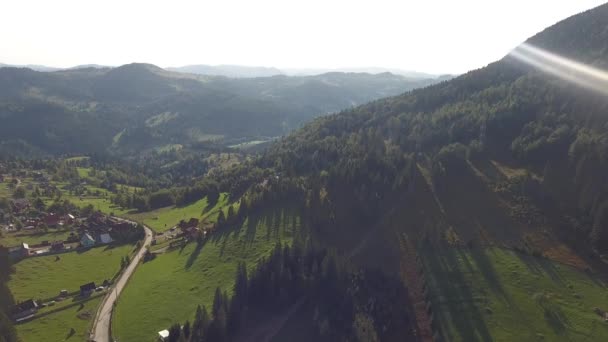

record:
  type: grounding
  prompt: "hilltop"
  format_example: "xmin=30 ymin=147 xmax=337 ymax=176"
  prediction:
xmin=253 ymin=3 xmax=608 ymax=269
xmin=0 ymin=64 xmax=444 ymax=155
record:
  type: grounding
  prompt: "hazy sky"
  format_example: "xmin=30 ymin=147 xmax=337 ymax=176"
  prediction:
xmin=2 ymin=0 xmax=605 ymax=74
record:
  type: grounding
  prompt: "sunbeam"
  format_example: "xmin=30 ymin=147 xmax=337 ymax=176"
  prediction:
xmin=510 ymin=42 xmax=608 ymax=96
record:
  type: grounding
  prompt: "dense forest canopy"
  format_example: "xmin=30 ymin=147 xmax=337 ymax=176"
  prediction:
xmin=253 ymin=4 xmax=608 ymax=256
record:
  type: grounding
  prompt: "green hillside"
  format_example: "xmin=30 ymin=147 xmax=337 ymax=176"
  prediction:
xmin=114 ymin=207 xmax=301 ymax=341
xmin=423 ymin=246 xmax=608 ymax=341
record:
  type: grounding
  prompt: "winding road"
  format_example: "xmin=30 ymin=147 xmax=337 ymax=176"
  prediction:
xmin=90 ymin=220 xmax=153 ymax=342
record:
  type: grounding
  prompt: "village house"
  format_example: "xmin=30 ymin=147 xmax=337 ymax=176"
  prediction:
xmin=80 ymin=282 xmax=96 ymax=297
xmin=182 ymin=227 xmax=200 ymax=240
xmin=88 ymin=211 xmax=108 ymax=226
xmin=110 ymin=219 xmax=135 ymax=232
xmin=20 ymin=243 xmax=31 ymax=257
xmin=98 ymin=233 xmax=113 ymax=245
xmin=63 ymin=214 xmax=75 ymax=225
xmin=50 ymin=241 xmax=65 ymax=251
xmin=25 ymin=218 xmax=40 ymax=227
xmin=81 ymin=233 xmax=96 ymax=248
xmin=12 ymin=299 xmax=38 ymax=321
xmin=44 ymin=213 xmax=61 ymax=227
xmin=32 ymin=171 xmax=46 ymax=181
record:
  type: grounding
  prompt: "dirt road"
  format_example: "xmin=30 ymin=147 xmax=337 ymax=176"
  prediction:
xmin=90 ymin=221 xmax=153 ymax=342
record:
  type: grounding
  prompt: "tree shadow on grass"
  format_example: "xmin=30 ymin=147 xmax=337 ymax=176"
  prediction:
xmin=65 ymin=328 xmax=76 ymax=340
xmin=515 ymin=252 xmax=565 ymax=286
xmin=185 ymin=241 xmax=204 ymax=269
xmin=267 ymin=208 xmax=282 ymax=241
xmin=468 ymin=248 xmax=509 ymax=301
xmin=421 ymin=243 xmax=493 ymax=342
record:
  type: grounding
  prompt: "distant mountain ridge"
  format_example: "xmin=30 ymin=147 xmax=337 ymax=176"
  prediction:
xmin=1 ymin=62 xmax=449 ymax=79
xmin=0 ymin=62 xmax=447 ymax=155
xmin=166 ymin=64 xmax=283 ymax=78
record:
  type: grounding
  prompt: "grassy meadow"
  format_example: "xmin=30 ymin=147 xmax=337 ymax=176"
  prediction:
xmin=114 ymin=207 xmax=301 ymax=341
xmin=16 ymin=296 xmax=101 ymax=342
xmin=422 ymin=246 xmax=608 ymax=341
xmin=9 ymin=244 xmax=135 ymax=302
xmin=0 ymin=229 xmax=73 ymax=247
xmin=124 ymin=193 xmax=231 ymax=233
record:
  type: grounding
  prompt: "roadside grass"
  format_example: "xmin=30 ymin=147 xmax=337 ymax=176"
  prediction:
xmin=114 ymin=206 xmax=301 ymax=342
xmin=0 ymin=229 xmax=72 ymax=247
xmin=8 ymin=244 xmax=135 ymax=302
xmin=422 ymin=246 xmax=608 ymax=341
xmin=125 ymin=193 xmax=230 ymax=233
xmin=16 ymin=296 xmax=101 ymax=342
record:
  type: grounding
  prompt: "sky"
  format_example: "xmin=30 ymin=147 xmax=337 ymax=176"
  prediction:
xmin=1 ymin=0 xmax=606 ymax=74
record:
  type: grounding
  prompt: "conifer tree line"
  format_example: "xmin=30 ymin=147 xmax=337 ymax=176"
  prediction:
xmin=0 ymin=246 xmax=17 ymax=342
xmin=166 ymin=240 xmax=415 ymax=342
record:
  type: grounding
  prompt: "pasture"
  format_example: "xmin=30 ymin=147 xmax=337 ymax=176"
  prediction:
xmin=422 ymin=246 xmax=608 ymax=341
xmin=113 ymin=207 xmax=301 ymax=341
xmin=9 ymin=244 xmax=135 ymax=302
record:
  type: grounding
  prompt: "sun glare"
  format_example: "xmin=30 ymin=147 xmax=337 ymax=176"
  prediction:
xmin=510 ymin=42 xmax=608 ymax=96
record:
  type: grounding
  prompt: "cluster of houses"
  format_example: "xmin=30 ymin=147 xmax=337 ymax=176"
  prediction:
xmin=9 ymin=211 xmax=136 ymax=259
xmin=178 ymin=218 xmax=203 ymax=240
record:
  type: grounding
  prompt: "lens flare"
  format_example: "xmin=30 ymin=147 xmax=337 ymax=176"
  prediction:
xmin=509 ymin=43 xmax=608 ymax=96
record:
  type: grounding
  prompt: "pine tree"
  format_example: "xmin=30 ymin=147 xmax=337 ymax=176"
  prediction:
xmin=216 ymin=210 xmax=226 ymax=227
xmin=212 ymin=287 xmax=223 ymax=318
xmin=227 ymin=205 xmax=235 ymax=222
xmin=237 ymin=199 xmax=248 ymax=218
xmin=182 ymin=321 xmax=190 ymax=339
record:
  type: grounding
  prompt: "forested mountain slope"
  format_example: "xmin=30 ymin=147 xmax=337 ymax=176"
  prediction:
xmin=254 ymin=3 xmax=608 ymax=268
xmin=0 ymin=65 xmax=441 ymax=155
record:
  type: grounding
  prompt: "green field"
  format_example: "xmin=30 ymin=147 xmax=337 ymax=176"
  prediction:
xmin=422 ymin=246 xmax=608 ymax=341
xmin=228 ymin=139 xmax=270 ymax=149
xmin=125 ymin=194 xmax=231 ymax=233
xmin=0 ymin=182 xmax=12 ymax=197
xmin=0 ymin=230 xmax=72 ymax=247
xmin=9 ymin=244 xmax=135 ymax=302
xmin=116 ymin=184 xmax=144 ymax=193
xmin=114 ymin=207 xmax=301 ymax=341
xmin=65 ymin=156 xmax=90 ymax=163
xmin=76 ymin=167 xmax=93 ymax=179
xmin=16 ymin=296 xmax=101 ymax=342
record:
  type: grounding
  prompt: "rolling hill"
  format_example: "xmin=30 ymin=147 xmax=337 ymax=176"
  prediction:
xmin=0 ymin=65 xmax=444 ymax=155
xmin=218 ymin=4 xmax=608 ymax=339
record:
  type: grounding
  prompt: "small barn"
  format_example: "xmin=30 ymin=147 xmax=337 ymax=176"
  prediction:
xmin=99 ymin=233 xmax=113 ymax=244
xmin=21 ymin=243 xmax=30 ymax=257
xmin=50 ymin=241 xmax=65 ymax=251
xmin=13 ymin=299 xmax=38 ymax=321
xmin=80 ymin=282 xmax=96 ymax=296
xmin=81 ymin=233 xmax=96 ymax=248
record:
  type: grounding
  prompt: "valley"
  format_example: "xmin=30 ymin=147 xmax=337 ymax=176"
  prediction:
xmin=2 ymin=2 xmax=608 ymax=342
